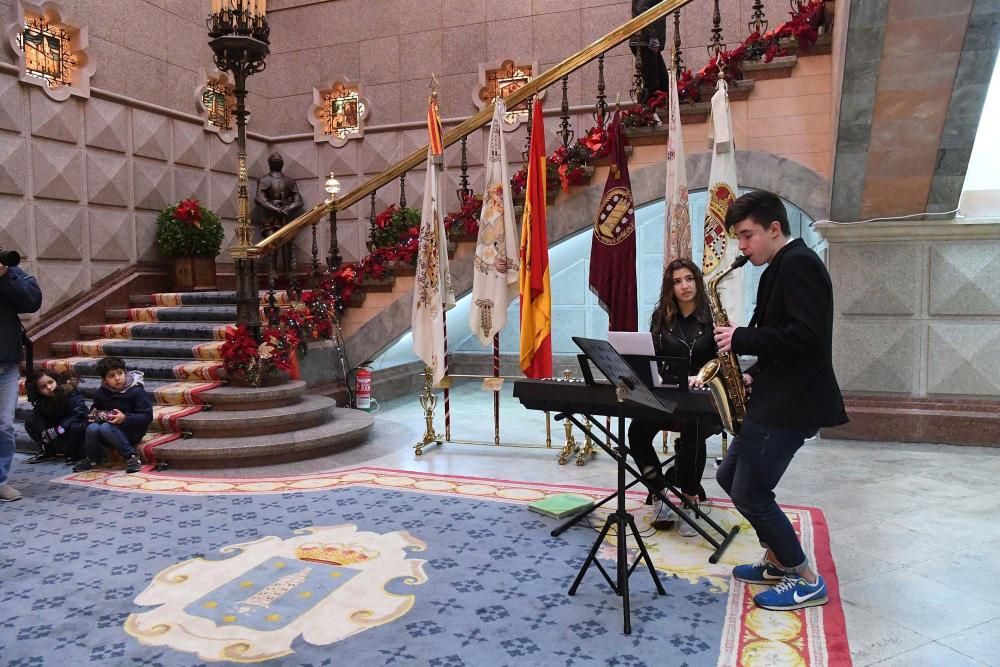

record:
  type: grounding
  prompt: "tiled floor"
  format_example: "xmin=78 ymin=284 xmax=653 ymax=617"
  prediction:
xmin=357 ymin=380 xmax=1000 ymax=666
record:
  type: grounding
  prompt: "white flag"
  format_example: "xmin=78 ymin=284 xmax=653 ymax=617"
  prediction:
xmin=663 ymin=67 xmax=691 ymax=266
xmin=701 ymin=79 xmax=744 ymax=324
xmin=412 ymin=97 xmax=455 ymax=384
xmin=469 ymin=101 xmax=520 ymax=346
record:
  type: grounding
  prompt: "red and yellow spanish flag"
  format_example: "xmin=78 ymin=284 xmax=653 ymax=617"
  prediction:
xmin=518 ymin=101 xmax=552 ymax=379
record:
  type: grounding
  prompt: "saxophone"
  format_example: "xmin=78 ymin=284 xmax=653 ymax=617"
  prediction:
xmin=695 ymin=254 xmax=749 ymax=435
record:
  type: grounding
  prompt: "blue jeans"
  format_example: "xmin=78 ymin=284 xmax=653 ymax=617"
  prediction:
xmin=84 ymin=422 xmax=135 ymax=462
xmin=716 ymin=417 xmax=817 ymax=569
xmin=0 ymin=362 xmax=18 ymax=485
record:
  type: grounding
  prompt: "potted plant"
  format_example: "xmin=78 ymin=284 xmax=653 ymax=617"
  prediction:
xmin=220 ymin=324 xmax=298 ymax=387
xmin=155 ymin=198 xmax=224 ymax=291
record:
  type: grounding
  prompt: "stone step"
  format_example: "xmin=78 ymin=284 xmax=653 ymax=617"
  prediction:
xmin=130 ymin=290 xmax=294 ymax=307
xmin=51 ymin=339 xmax=224 ymax=360
xmin=741 ymin=55 xmax=798 ymax=81
xmin=106 ymin=306 xmax=238 ymax=323
xmin=151 ymin=408 xmax=374 ymax=468
xmin=198 ymin=380 xmax=308 ymax=410
xmin=174 ymin=395 xmax=336 ymax=437
xmin=79 ymin=322 xmax=229 ymax=341
xmin=38 ymin=356 xmax=224 ymax=382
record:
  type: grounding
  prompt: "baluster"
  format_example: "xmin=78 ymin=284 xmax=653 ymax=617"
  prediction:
xmin=367 ymin=191 xmax=377 ymax=253
xmin=456 ymin=136 xmax=472 ymax=203
xmin=266 ymin=251 xmax=279 ymax=327
xmin=673 ymin=10 xmax=684 ymax=79
xmin=399 ymin=173 xmax=407 ymax=208
xmin=310 ymin=221 xmax=320 ymax=288
xmin=328 ymin=207 xmax=342 ymax=270
xmin=594 ymin=53 xmax=608 ymax=126
xmin=287 ymin=238 xmax=299 ymax=301
xmin=748 ymin=0 xmax=768 ymax=34
xmin=522 ymin=98 xmax=534 ymax=162
xmin=707 ymin=0 xmax=725 ymax=60
xmin=557 ymin=75 xmax=573 ymax=148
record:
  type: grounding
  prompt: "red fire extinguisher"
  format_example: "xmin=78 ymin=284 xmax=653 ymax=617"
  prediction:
xmin=354 ymin=366 xmax=372 ymax=411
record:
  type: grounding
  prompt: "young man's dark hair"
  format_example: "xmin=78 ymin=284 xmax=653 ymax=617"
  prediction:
xmin=723 ymin=189 xmax=791 ymax=236
xmin=95 ymin=356 xmax=126 ymax=378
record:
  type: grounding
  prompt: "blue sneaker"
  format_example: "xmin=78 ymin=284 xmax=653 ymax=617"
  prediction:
xmin=753 ymin=575 xmax=828 ymax=611
xmin=732 ymin=558 xmax=787 ymax=585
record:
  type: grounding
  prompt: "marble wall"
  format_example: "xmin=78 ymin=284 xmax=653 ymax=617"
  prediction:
xmin=0 ymin=68 xmax=270 ymax=320
xmin=820 ymin=218 xmax=1000 ymax=398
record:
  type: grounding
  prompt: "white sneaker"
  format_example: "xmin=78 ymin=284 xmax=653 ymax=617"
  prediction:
xmin=0 ymin=484 xmax=22 ymax=502
xmin=678 ymin=504 xmax=699 ymax=537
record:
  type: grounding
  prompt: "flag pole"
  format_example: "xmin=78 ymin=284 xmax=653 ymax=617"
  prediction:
xmin=493 ymin=333 xmax=500 ymax=445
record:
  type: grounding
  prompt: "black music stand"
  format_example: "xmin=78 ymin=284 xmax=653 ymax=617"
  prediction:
xmin=565 ymin=337 xmax=673 ymax=635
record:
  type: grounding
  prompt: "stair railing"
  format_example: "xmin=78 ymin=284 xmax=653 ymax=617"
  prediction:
xmin=249 ymin=0 xmax=697 ymax=265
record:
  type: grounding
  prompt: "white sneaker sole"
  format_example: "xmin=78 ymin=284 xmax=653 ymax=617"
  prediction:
xmin=755 ymin=595 xmax=829 ymax=611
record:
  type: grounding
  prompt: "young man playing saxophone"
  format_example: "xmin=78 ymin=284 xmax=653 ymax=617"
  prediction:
xmin=711 ymin=190 xmax=848 ymax=611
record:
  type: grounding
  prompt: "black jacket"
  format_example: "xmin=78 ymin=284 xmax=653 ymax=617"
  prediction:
xmin=630 ymin=0 xmax=667 ymax=47
xmin=0 ymin=266 xmax=42 ymax=363
xmin=91 ymin=372 xmax=154 ymax=445
xmin=653 ymin=311 xmax=716 ymax=385
xmin=32 ymin=388 xmax=89 ymax=434
xmin=732 ymin=239 xmax=848 ymax=430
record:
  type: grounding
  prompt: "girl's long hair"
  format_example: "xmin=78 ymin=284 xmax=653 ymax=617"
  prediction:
xmin=650 ymin=257 xmax=711 ymax=337
xmin=25 ymin=369 xmax=74 ymax=411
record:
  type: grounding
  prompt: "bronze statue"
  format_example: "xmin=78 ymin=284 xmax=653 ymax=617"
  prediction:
xmin=252 ymin=152 xmax=304 ymax=273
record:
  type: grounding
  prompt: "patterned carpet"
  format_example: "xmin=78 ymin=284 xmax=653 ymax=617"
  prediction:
xmin=0 ymin=462 xmax=849 ymax=666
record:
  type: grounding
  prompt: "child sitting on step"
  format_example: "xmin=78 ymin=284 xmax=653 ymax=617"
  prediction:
xmin=24 ymin=370 xmax=87 ymax=464
xmin=73 ymin=357 xmax=152 ymax=474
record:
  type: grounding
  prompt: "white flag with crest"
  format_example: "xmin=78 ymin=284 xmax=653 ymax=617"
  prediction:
xmin=469 ymin=101 xmax=520 ymax=346
xmin=411 ymin=95 xmax=455 ymax=384
xmin=701 ymin=78 xmax=744 ymax=324
xmin=663 ymin=67 xmax=691 ymax=266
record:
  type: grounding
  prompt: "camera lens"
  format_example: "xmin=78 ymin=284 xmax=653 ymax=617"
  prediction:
xmin=0 ymin=249 xmax=20 ymax=266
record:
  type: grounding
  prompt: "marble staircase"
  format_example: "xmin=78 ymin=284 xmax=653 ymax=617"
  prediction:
xmin=15 ymin=289 xmax=373 ymax=470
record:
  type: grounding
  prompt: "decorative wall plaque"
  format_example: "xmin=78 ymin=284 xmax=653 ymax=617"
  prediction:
xmin=196 ymin=68 xmax=237 ymax=143
xmin=307 ymin=78 xmax=370 ymax=147
xmin=5 ymin=0 xmax=95 ymax=101
xmin=473 ymin=59 xmax=544 ymax=131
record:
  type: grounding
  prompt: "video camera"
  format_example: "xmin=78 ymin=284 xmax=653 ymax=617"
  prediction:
xmin=0 ymin=246 xmax=20 ymax=267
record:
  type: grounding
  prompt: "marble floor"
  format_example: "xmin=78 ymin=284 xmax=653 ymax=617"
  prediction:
xmin=348 ymin=380 xmax=1000 ymax=667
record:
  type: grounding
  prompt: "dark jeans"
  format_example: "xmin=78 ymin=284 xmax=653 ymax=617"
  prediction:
xmin=631 ymin=45 xmax=669 ymax=104
xmin=628 ymin=418 xmax=710 ymax=498
xmin=84 ymin=422 xmax=136 ymax=462
xmin=716 ymin=417 xmax=817 ymax=569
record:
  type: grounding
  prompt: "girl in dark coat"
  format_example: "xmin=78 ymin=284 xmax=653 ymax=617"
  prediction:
xmin=628 ymin=258 xmax=721 ymax=535
xmin=24 ymin=370 xmax=87 ymax=464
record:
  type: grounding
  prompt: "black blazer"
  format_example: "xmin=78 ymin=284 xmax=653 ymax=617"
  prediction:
xmin=731 ymin=239 xmax=848 ymax=430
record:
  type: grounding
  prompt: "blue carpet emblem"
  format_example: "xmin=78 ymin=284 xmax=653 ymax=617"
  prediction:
xmin=183 ymin=557 xmax=358 ymax=631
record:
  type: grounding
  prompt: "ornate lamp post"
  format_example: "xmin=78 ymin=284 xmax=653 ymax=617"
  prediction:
xmin=324 ymin=172 xmax=343 ymax=269
xmin=207 ymin=0 xmax=270 ymax=335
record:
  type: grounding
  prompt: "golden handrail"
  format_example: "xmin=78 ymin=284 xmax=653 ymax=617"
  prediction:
xmin=254 ymin=0 xmax=693 ymax=255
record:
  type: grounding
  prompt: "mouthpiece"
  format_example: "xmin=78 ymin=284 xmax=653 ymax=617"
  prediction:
xmin=732 ymin=255 xmax=749 ymax=268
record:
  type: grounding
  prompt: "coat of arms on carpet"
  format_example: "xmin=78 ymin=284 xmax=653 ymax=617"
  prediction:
xmin=124 ymin=524 xmax=428 ymax=662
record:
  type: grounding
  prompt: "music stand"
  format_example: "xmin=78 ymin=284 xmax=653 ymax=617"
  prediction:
xmin=566 ymin=337 xmax=674 ymax=634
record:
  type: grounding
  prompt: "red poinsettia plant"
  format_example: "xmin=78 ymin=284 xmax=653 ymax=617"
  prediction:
xmin=155 ymin=198 xmax=224 ymax=257
xmin=220 ymin=324 xmax=298 ymax=387
xmin=444 ymin=193 xmax=483 ymax=239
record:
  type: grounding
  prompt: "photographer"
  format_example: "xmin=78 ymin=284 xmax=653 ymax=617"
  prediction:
xmin=0 ymin=249 xmax=43 ymax=502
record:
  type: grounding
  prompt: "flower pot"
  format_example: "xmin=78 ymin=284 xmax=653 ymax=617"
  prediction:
xmin=172 ymin=256 xmax=218 ymax=291
xmin=227 ymin=369 xmax=290 ymax=388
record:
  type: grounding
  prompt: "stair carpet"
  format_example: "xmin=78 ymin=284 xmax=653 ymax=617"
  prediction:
xmin=16 ymin=290 xmax=373 ymax=470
